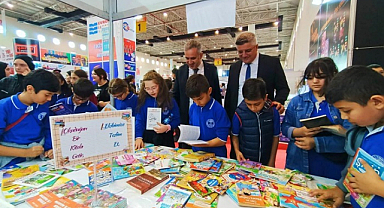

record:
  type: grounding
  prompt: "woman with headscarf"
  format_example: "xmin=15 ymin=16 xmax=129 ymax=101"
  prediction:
xmin=0 ymin=62 xmax=11 ymax=80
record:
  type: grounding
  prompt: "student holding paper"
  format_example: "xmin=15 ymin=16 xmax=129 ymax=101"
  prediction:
xmin=185 ymin=74 xmax=230 ymax=157
xmin=282 ymin=58 xmax=350 ymax=180
xmin=135 ymin=71 xmax=180 ymax=149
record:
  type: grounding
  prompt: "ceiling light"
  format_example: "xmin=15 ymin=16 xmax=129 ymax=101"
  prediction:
xmin=145 ymin=40 xmax=149 ymax=44
xmin=163 ymin=12 xmax=168 ymax=17
xmin=160 ymin=52 xmax=162 ymax=54
xmin=238 ymin=27 xmax=243 ymax=31
xmin=152 ymin=60 xmax=155 ymax=65
xmin=80 ymin=44 xmax=87 ymax=51
xmin=141 ymin=58 xmax=145 ymax=62
xmin=233 ymin=59 xmax=236 ymax=62
xmin=0 ymin=46 xmax=6 ymax=49
xmin=161 ymin=62 xmax=164 ymax=66
xmin=37 ymin=34 xmax=46 ymax=42
xmin=274 ymin=21 xmax=279 ymax=26
xmin=134 ymin=15 xmax=143 ymax=20
xmin=68 ymin=41 xmax=75 ymax=48
xmin=53 ymin=38 xmax=60 ymax=45
xmin=215 ymin=30 xmax=219 ymax=35
xmin=225 ymin=54 xmax=228 ymax=56
xmin=214 ymin=46 xmax=216 ymax=49
xmin=69 ymin=33 xmax=74 ymax=36
xmin=194 ymin=33 xmax=198 ymax=37
xmin=167 ymin=37 xmax=170 ymax=41
xmin=6 ymin=3 xmax=13 ymax=8
xmin=146 ymin=59 xmax=149 ymax=63
xmin=156 ymin=61 xmax=159 ymax=65
xmin=16 ymin=30 xmax=26 ymax=38
xmin=275 ymin=39 xmax=279 ymax=42
xmin=230 ymin=45 xmax=233 ymax=47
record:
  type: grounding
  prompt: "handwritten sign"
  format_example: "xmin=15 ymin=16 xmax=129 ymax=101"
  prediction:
xmin=50 ymin=110 xmax=134 ymax=169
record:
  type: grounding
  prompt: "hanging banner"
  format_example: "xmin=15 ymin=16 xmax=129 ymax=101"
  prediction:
xmin=71 ymin=54 xmax=88 ymax=67
xmin=13 ymin=38 xmax=40 ymax=61
xmin=41 ymin=49 xmax=71 ymax=65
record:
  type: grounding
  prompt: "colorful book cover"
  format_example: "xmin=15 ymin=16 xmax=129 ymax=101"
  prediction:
xmin=178 ymin=151 xmax=215 ymax=162
xmin=137 ymin=154 xmax=160 ymax=165
xmin=255 ymin=166 xmax=294 ymax=185
xmin=111 ymin=161 xmax=145 ymax=180
xmin=156 ymin=185 xmax=192 ymax=208
xmin=221 ymin=170 xmax=251 ymax=183
xmin=154 ymin=158 xmax=171 ymax=169
xmin=188 ymin=180 xmax=213 ymax=196
xmin=208 ymin=159 xmax=222 ymax=173
xmin=114 ymin=154 xmax=136 ymax=165
xmin=13 ymin=171 xmax=61 ymax=188
xmin=154 ymin=178 xmax=179 ymax=198
xmin=127 ymin=172 xmax=169 ymax=194
xmin=49 ymin=102 xmax=73 ymax=115
xmin=1 ymin=164 xmax=39 ymax=188
xmin=88 ymin=165 xmax=113 ymax=187
xmin=237 ymin=160 xmax=262 ymax=174
xmin=160 ymin=167 xmax=180 ymax=174
xmin=213 ymin=162 xmax=235 ymax=176
xmin=176 ymin=170 xmax=208 ymax=190
xmin=226 ymin=183 xmax=238 ymax=204
xmin=185 ymin=192 xmax=219 ymax=208
xmin=148 ymin=169 xmax=169 ymax=180
xmin=190 ymin=159 xmax=215 ymax=172
xmin=199 ymin=174 xmax=232 ymax=195
xmin=343 ymin=148 xmax=384 ymax=208
xmin=236 ymin=181 xmax=265 ymax=207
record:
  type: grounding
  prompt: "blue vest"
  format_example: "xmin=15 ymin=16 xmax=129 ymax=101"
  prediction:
xmin=235 ymin=101 xmax=274 ymax=165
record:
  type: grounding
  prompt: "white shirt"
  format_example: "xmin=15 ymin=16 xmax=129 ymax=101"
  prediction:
xmin=188 ymin=61 xmax=205 ymax=107
xmin=237 ymin=53 xmax=259 ymax=106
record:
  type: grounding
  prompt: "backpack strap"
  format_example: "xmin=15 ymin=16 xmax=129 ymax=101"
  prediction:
xmin=4 ymin=113 xmax=29 ymax=132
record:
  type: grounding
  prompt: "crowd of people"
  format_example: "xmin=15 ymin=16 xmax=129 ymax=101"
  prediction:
xmin=0 ymin=31 xmax=384 ymax=207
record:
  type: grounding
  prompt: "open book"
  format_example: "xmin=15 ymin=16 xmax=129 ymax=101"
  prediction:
xmin=178 ymin=125 xmax=207 ymax=145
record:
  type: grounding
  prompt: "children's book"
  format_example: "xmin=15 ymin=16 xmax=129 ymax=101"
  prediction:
xmin=343 ymin=148 xmax=384 ymax=208
xmin=154 ymin=178 xmax=179 ymax=198
xmin=176 ymin=170 xmax=208 ymax=190
xmin=148 ymin=168 xmax=169 ymax=180
xmin=127 ymin=171 xmax=169 ymax=194
xmin=137 ymin=154 xmax=160 ymax=165
xmin=221 ymin=170 xmax=251 ymax=183
xmin=146 ymin=107 xmax=162 ymax=130
xmin=101 ymin=103 xmax=117 ymax=112
xmin=208 ymin=159 xmax=222 ymax=173
xmin=156 ymin=185 xmax=192 ymax=208
xmin=177 ymin=151 xmax=215 ymax=162
xmin=236 ymin=181 xmax=265 ymax=207
xmin=114 ymin=154 xmax=136 ymax=165
xmin=13 ymin=171 xmax=61 ymax=188
xmin=226 ymin=183 xmax=238 ymax=204
xmin=258 ymin=180 xmax=279 ymax=207
xmin=178 ymin=125 xmax=207 ymax=145
xmin=299 ymin=115 xmax=333 ymax=128
xmin=213 ymin=162 xmax=235 ymax=176
xmin=88 ymin=163 xmax=113 ymax=187
xmin=199 ymin=174 xmax=232 ymax=195
xmin=160 ymin=167 xmax=180 ymax=174
xmin=185 ymin=192 xmax=219 ymax=208
xmin=1 ymin=164 xmax=39 ymax=188
xmin=189 ymin=159 xmax=216 ymax=172
xmin=236 ymin=160 xmax=262 ymax=174
xmin=255 ymin=166 xmax=294 ymax=185
xmin=49 ymin=102 xmax=74 ymax=115
xmin=111 ymin=161 xmax=145 ymax=180
xmin=154 ymin=158 xmax=172 ymax=169
xmin=188 ymin=180 xmax=213 ymax=197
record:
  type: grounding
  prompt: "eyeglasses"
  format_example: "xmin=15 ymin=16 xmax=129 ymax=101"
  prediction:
xmin=113 ymin=92 xmax=126 ymax=99
xmin=73 ymin=94 xmax=89 ymax=102
xmin=306 ymin=74 xmax=327 ymax=80
xmin=144 ymin=85 xmax=158 ymax=92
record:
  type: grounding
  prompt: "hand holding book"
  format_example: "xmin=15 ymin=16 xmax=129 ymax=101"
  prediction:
xmin=319 ymin=125 xmax=347 ymax=137
xmin=293 ymin=126 xmax=322 ymax=137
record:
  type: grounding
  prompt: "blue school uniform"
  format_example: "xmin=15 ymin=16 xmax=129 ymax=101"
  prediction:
xmin=56 ymin=96 xmax=98 ymax=114
xmin=189 ymin=98 xmax=230 ymax=157
xmin=115 ymin=92 xmax=138 ymax=116
xmin=0 ymin=93 xmax=51 ymax=167
xmin=135 ymin=96 xmax=180 ymax=139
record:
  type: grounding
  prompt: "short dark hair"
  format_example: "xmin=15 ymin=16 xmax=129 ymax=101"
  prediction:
xmin=165 ymin=78 xmax=172 ymax=91
xmin=66 ymin=70 xmax=73 ymax=76
xmin=186 ymin=74 xmax=210 ymax=98
xmin=367 ymin=64 xmax=382 ymax=69
xmin=73 ymin=78 xmax=94 ymax=98
xmin=243 ymin=78 xmax=267 ymax=100
xmin=326 ymin=65 xmax=384 ymax=106
xmin=93 ymin=68 xmax=108 ymax=80
xmin=73 ymin=69 xmax=88 ymax=79
xmin=23 ymin=69 xmax=60 ymax=93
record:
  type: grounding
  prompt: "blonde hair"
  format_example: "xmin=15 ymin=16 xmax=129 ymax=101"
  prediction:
xmin=184 ymin=39 xmax=202 ymax=53
xmin=235 ymin=32 xmax=257 ymax=46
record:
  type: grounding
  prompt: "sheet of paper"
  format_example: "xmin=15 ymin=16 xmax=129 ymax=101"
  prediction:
xmin=146 ymin=107 xmax=162 ymax=130
xmin=178 ymin=125 xmax=204 ymax=145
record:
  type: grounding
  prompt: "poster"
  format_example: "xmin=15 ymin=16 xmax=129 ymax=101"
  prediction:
xmin=50 ymin=110 xmax=134 ymax=169
xmin=71 ymin=54 xmax=88 ymax=67
xmin=41 ymin=49 xmax=71 ymax=65
xmin=13 ymin=38 xmax=40 ymax=61
xmin=309 ymin=0 xmax=350 ymax=70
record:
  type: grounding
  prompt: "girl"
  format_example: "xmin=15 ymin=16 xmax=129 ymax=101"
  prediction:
xmin=0 ymin=62 xmax=11 ymax=80
xmin=135 ymin=71 xmax=180 ymax=149
xmin=70 ymin=70 xmax=98 ymax=106
xmin=108 ymin=78 xmax=137 ymax=115
xmin=282 ymin=57 xmax=350 ymax=180
xmin=92 ymin=68 xmax=110 ymax=110
xmin=50 ymin=72 xmax=72 ymax=105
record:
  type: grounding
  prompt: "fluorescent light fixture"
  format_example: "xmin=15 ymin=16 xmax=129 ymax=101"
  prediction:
xmin=68 ymin=41 xmax=75 ymax=48
xmin=146 ymin=59 xmax=149 ymax=63
xmin=141 ymin=58 xmax=144 ymax=62
xmin=156 ymin=61 xmax=159 ymax=65
xmin=69 ymin=33 xmax=74 ymax=36
xmin=80 ymin=44 xmax=87 ymax=51
xmin=16 ymin=30 xmax=26 ymax=38
xmin=52 ymin=38 xmax=60 ymax=45
xmin=37 ymin=34 xmax=46 ymax=42
xmin=151 ymin=60 xmax=155 ymax=65
xmin=6 ymin=3 xmax=13 ymax=8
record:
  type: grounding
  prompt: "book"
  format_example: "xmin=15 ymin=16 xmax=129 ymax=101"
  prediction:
xmin=114 ymin=154 xmax=136 ymax=165
xmin=176 ymin=170 xmax=208 ymax=190
xmin=49 ymin=102 xmax=73 ymax=115
xmin=111 ymin=161 xmax=145 ymax=180
xmin=208 ymin=159 xmax=223 ymax=173
xmin=236 ymin=181 xmax=265 ymax=207
xmin=221 ymin=170 xmax=251 ymax=183
xmin=148 ymin=168 xmax=169 ymax=180
xmin=146 ymin=107 xmax=162 ymax=130
xmin=178 ymin=125 xmax=207 ymax=145
xmin=343 ymin=148 xmax=384 ymax=208
xmin=156 ymin=185 xmax=192 ymax=208
xmin=154 ymin=178 xmax=179 ymax=198
xmin=177 ymin=151 xmax=215 ymax=162
xmin=185 ymin=192 xmax=219 ymax=208
xmin=199 ymin=174 xmax=232 ymax=195
xmin=226 ymin=183 xmax=238 ymax=204
xmin=300 ymin=115 xmax=333 ymax=128
xmin=127 ymin=171 xmax=169 ymax=194
xmin=189 ymin=159 xmax=216 ymax=172
xmin=188 ymin=180 xmax=213 ymax=197
xmin=255 ymin=166 xmax=294 ymax=185
xmin=1 ymin=164 xmax=40 ymax=188
xmin=13 ymin=171 xmax=61 ymax=188
xmin=236 ymin=160 xmax=262 ymax=174
xmin=212 ymin=162 xmax=235 ymax=176
xmin=101 ymin=103 xmax=117 ymax=112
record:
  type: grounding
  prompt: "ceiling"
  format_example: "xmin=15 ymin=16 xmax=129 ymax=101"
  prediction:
xmin=0 ymin=0 xmax=300 ymax=65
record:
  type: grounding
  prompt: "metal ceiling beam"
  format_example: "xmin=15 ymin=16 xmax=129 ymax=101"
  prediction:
xmin=58 ymin=0 xmax=109 ymax=19
xmin=39 ymin=8 xmax=89 ymax=27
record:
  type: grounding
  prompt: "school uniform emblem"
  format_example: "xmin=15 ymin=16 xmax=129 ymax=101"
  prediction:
xmin=163 ymin=107 xmax=170 ymax=115
xmin=206 ymin=119 xmax=215 ymax=128
xmin=38 ymin=112 xmax=47 ymax=120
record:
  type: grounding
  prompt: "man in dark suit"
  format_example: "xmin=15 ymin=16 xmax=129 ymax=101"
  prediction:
xmin=173 ymin=40 xmax=222 ymax=148
xmin=224 ymin=32 xmax=290 ymax=159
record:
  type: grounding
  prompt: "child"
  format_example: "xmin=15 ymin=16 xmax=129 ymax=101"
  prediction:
xmin=135 ymin=71 xmax=180 ymax=149
xmin=310 ymin=66 xmax=384 ymax=208
xmin=56 ymin=78 xmax=98 ymax=114
xmin=0 ymin=69 xmax=60 ymax=168
xmin=70 ymin=69 xmax=98 ymax=106
xmin=50 ymin=72 xmax=72 ymax=106
xmin=231 ymin=78 xmax=280 ymax=166
xmin=282 ymin=58 xmax=350 ymax=180
xmin=108 ymin=78 xmax=138 ymax=115
xmin=185 ymin=74 xmax=230 ymax=157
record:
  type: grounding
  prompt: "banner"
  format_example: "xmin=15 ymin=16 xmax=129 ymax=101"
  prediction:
xmin=13 ymin=38 xmax=40 ymax=61
xmin=41 ymin=49 xmax=71 ymax=65
xmin=71 ymin=54 xmax=88 ymax=67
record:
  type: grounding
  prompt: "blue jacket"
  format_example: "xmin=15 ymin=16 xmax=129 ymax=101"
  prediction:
xmin=282 ymin=91 xmax=351 ymax=173
xmin=56 ymin=96 xmax=98 ymax=114
xmin=189 ymin=98 xmax=230 ymax=157
xmin=115 ymin=92 xmax=138 ymax=116
xmin=135 ymin=96 xmax=180 ymax=138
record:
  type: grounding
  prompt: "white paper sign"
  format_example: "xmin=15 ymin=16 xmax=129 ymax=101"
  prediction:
xmin=146 ymin=107 xmax=162 ymax=130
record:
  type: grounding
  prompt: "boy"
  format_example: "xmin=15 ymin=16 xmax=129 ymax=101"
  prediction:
xmin=56 ymin=78 xmax=98 ymax=114
xmin=185 ymin=74 xmax=230 ymax=157
xmin=231 ymin=78 xmax=280 ymax=166
xmin=310 ymin=66 xmax=384 ymax=207
xmin=0 ymin=69 xmax=59 ymax=168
